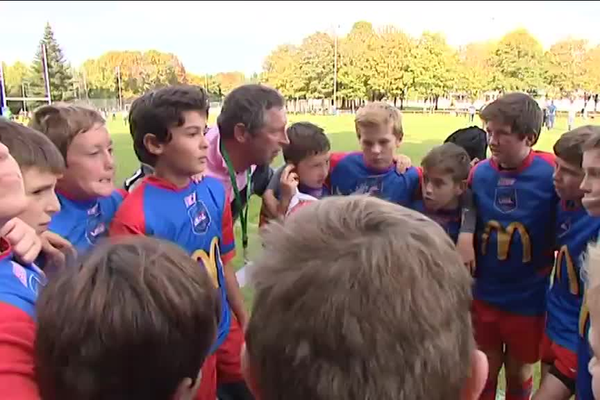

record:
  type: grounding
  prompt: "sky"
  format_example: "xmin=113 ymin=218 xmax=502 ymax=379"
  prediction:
xmin=2 ymin=1 xmax=600 ymax=76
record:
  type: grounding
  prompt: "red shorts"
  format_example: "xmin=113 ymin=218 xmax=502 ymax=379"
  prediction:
xmin=196 ymin=353 xmax=217 ymax=400
xmin=216 ymin=315 xmax=245 ymax=384
xmin=472 ymin=299 xmax=544 ymax=364
xmin=540 ymin=333 xmax=577 ymax=380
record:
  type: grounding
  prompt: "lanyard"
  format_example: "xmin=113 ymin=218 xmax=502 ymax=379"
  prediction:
xmin=220 ymin=140 xmax=251 ymax=261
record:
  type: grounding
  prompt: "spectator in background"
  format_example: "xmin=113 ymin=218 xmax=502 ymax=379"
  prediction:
xmin=547 ymin=100 xmax=557 ymax=130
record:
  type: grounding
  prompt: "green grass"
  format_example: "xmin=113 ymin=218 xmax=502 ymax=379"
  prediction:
xmin=109 ymin=113 xmax=584 ymax=395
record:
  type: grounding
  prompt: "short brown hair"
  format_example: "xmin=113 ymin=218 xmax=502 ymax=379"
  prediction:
xmin=355 ymin=102 xmax=403 ymax=141
xmin=29 ymin=103 xmax=105 ymax=159
xmin=35 ymin=236 xmax=220 ymax=400
xmin=480 ymin=92 xmax=543 ymax=145
xmin=554 ymin=126 xmax=600 ymax=167
xmin=422 ymin=143 xmax=470 ymax=182
xmin=282 ymin=122 xmax=330 ymax=164
xmin=246 ymin=196 xmax=474 ymax=400
xmin=129 ymin=85 xmax=210 ymax=166
xmin=0 ymin=120 xmax=64 ymax=174
xmin=583 ymin=130 xmax=600 ymax=152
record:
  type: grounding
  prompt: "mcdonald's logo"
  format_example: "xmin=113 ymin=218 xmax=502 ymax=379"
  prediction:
xmin=580 ymin=291 xmax=590 ymax=336
xmin=191 ymin=237 xmax=221 ymax=288
xmin=555 ymin=245 xmax=580 ymax=296
xmin=481 ymin=220 xmax=531 ymax=262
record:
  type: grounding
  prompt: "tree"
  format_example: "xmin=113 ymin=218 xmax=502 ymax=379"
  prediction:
xmin=30 ymin=23 xmax=73 ymax=101
xmin=298 ymin=32 xmax=335 ymax=100
xmin=490 ymin=29 xmax=545 ymax=94
xmin=457 ymin=41 xmax=495 ymax=98
xmin=583 ymin=45 xmax=600 ymax=94
xmin=262 ymin=44 xmax=304 ymax=99
xmin=81 ymin=50 xmax=187 ymax=99
xmin=3 ymin=61 xmax=30 ymax=97
xmin=545 ymin=38 xmax=588 ymax=98
xmin=337 ymin=21 xmax=378 ymax=105
xmin=370 ymin=26 xmax=414 ymax=107
xmin=214 ymin=72 xmax=246 ymax=96
xmin=411 ymin=32 xmax=458 ymax=109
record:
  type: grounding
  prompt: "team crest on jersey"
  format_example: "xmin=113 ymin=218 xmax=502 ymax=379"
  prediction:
xmin=12 ymin=262 xmax=44 ymax=295
xmin=494 ymin=187 xmax=517 ymax=213
xmin=86 ymin=218 xmax=106 ymax=245
xmin=557 ymin=218 xmax=571 ymax=238
xmin=187 ymin=200 xmax=211 ymax=235
xmin=353 ymin=176 xmax=384 ymax=196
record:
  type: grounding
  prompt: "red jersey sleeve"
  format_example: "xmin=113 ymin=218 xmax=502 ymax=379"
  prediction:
xmin=109 ymin=185 xmax=146 ymax=236
xmin=0 ymin=303 xmax=39 ymax=400
xmin=221 ymin=195 xmax=236 ymax=265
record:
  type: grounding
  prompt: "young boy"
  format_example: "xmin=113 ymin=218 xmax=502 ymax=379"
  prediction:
xmin=29 ymin=104 xmax=126 ymax=254
xmin=329 ymin=102 xmax=421 ymax=205
xmin=0 ymin=133 xmax=47 ymax=399
xmin=534 ymin=127 xmax=600 ymax=400
xmin=411 ymin=143 xmax=470 ymax=243
xmin=0 ymin=119 xmax=75 ymax=272
xmin=470 ymin=92 xmax=558 ymax=400
xmin=110 ymin=85 xmax=247 ymax=400
xmin=576 ymin=130 xmax=600 ymax=400
xmin=579 ymin=242 xmax=600 ymax=399
xmin=261 ymin=122 xmax=330 ymax=220
xmin=35 ymin=236 xmax=220 ymax=400
xmin=244 ymin=196 xmax=488 ymax=400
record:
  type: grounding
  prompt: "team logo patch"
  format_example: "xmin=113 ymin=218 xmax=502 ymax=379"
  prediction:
xmin=498 ymin=177 xmax=516 ymax=186
xmin=86 ymin=216 xmax=106 ymax=245
xmin=558 ymin=218 xmax=571 ymax=238
xmin=353 ymin=176 xmax=385 ymax=197
xmin=188 ymin=200 xmax=211 ymax=235
xmin=494 ymin=187 xmax=517 ymax=213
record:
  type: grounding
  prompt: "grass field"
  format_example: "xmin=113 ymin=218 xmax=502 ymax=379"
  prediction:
xmin=108 ymin=113 xmax=583 ymax=397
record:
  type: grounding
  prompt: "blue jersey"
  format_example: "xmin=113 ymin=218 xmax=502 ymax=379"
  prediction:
xmin=49 ymin=190 xmax=126 ymax=254
xmin=329 ymin=152 xmax=421 ymax=206
xmin=470 ymin=151 xmax=558 ymax=315
xmin=546 ymin=202 xmax=600 ymax=352
xmin=0 ymin=239 xmax=46 ymax=319
xmin=411 ymin=200 xmax=461 ymax=243
xmin=110 ymin=176 xmax=235 ymax=350
xmin=578 ymin=293 xmax=593 ymax=400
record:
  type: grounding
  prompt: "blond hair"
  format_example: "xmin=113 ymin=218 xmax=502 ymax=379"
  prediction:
xmin=246 ymin=196 xmax=474 ymax=400
xmin=355 ymin=102 xmax=403 ymax=141
xmin=29 ymin=103 xmax=105 ymax=158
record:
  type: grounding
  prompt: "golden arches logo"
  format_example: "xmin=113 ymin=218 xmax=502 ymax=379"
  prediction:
xmin=191 ymin=237 xmax=221 ymax=288
xmin=555 ymin=245 xmax=580 ymax=296
xmin=580 ymin=292 xmax=590 ymax=336
xmin=481 ymin=221 xmax=531 ymax=262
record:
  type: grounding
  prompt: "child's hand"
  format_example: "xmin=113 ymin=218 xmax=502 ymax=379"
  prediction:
xmin=280 ymin=164 xmax=299 ymax=200
xmin=0 ymin=218 xmax=42 ymax=265
xmin=470 ymin=158 xmax=480 ymax=167
xmin=40 ymin=231 xmax=76 ymax=272
xmin=456 ymin=232 xmax=476 ymax=275
xmin=394 ymin=154 xmax=412 ymax=173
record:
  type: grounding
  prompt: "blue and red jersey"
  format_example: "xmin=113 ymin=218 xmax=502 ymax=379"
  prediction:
xmin=410 ymin=200 xmax=461 ymax=243
xmin=49 ymin=189 xmax=127 ymax=254
xmin=546 ymin=202 xmax=600 ymax=353
xmin=0 ymin=238 xmax=46 ymax=399
xmin=577 ymin=295 xmax=593 ymax=400
xmin=329 ymin=152 xmax=421 ymax=206
xmin=470 ymin=151 xmax=558 ymax=316
xmin=110 ymin=176 xmax=235 ymax=350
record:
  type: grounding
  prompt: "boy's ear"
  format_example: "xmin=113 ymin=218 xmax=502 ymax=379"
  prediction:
xmin=143 ymin=133 xmax=164 ymax=157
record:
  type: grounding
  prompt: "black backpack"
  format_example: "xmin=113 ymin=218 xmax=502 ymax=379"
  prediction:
xmin=444 ymin=126 xmax=488 ymax=161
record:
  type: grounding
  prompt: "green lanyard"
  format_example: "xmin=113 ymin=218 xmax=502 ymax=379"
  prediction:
xmin=220 ymin=140 xmax=251 ymax=261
